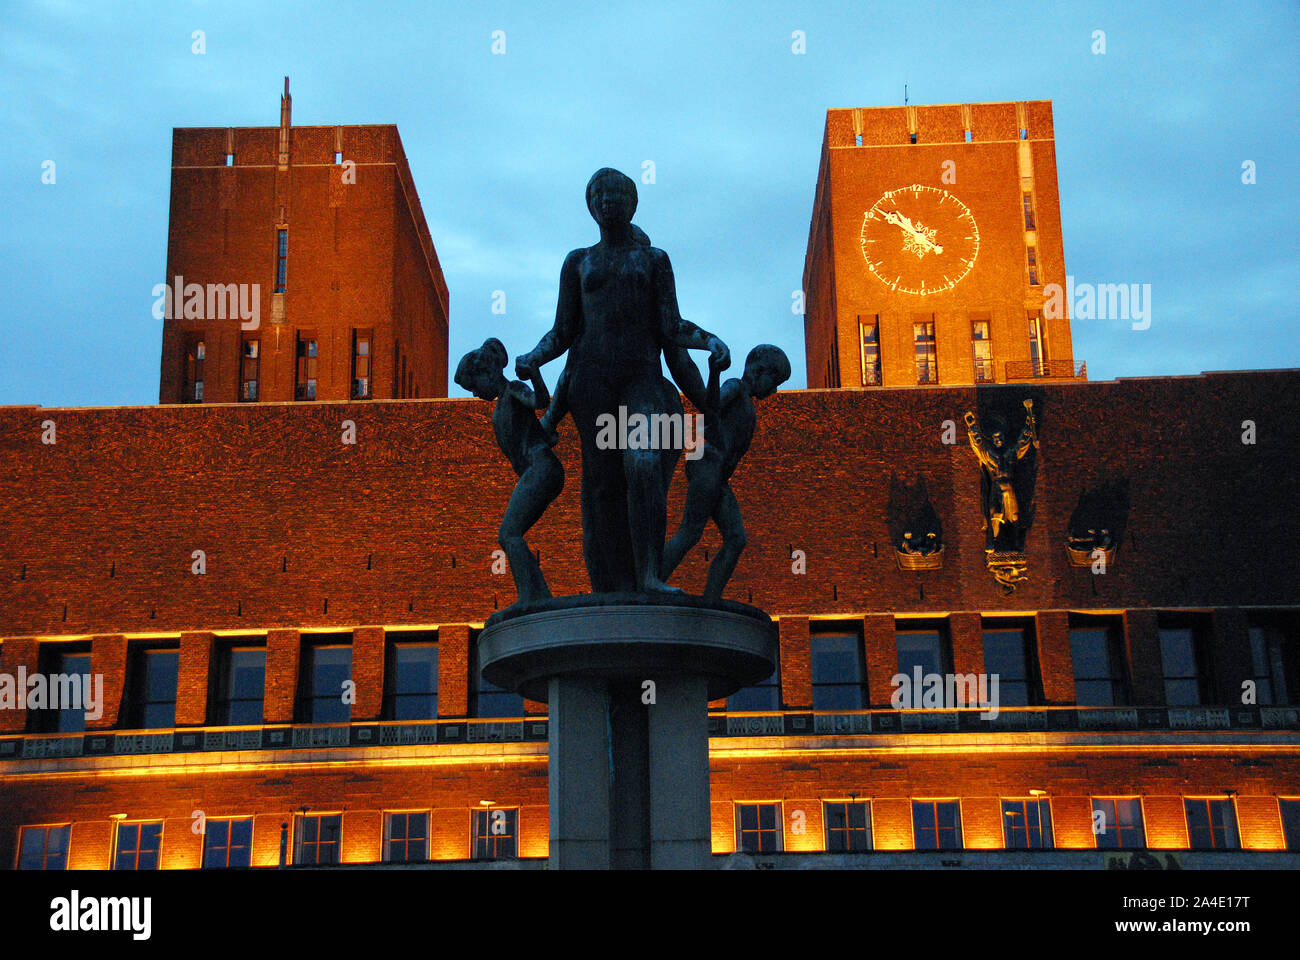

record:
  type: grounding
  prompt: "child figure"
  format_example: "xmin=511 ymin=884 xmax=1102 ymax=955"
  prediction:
xmin=660 ymin=344 xmax=791 ymax=601
xmin=454 ymin=338 xmax=564 ymax=607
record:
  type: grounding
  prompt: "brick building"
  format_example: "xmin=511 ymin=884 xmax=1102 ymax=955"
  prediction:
xmin=0 ymin=99 xmax=1297 ymax=870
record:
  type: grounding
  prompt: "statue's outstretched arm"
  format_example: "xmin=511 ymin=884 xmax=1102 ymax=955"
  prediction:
xmin=517 ymin=249 xmax=582 ymax=378
xmin=653 ymin=250 xmax=730 ymax=371
xmin=1016 ymin=401 xmax=1038 ymax=458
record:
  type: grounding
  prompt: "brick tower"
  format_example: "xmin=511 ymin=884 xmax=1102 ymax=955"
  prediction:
xmin=158 ymin=79 xmax=449 ymax=404
xmin=803 ymin=100 xmax=1084 ymax=389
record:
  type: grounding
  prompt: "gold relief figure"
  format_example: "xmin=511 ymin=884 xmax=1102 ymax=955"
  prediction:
xmin=964 ymin=399 xmax=1038 ymax=553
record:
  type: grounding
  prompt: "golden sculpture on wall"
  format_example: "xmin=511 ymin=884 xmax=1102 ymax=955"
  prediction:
xmin=964 ymin=398 xmax=1038 ymax=593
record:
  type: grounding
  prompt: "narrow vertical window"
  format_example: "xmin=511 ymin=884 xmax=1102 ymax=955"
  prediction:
xmin=1159 ymin=615 xmax=1210 ymax=706
xmin=971 ymin=319 xmax=993 ymax=382
xmin=1069 ymin=615 xmax=1130 ymax=706
xmin=810 ymin=629 xmax=867 ymax=710
xmin=129 ymin=645 xmax=179 ymax=729
xmin=860 ymin=316 xmax=882 ymax=386
xmin=384 ymin=633 xmax=438 ymax=720
xmin=215 ymin=642 xmax=265 ymax=726
xmin=34 ymin=645 xmax=91 ymax=733
xmin=183 ymin=336 xmax=206 ymax=403
xmin=240 ymin=338 xmax=259 ymax=401
xmin=1028 ymin=315 xmax=1046 ymax=376
xmin=913 ymin=320 xmax=937 ymax=384
xmin=299 ymin=638 xmax=352 ymax=723
xmin=1022 ymin=192 xmax=1036 ymax=230
xmin=1249 ymin=616 xmax=1291 ymax=706
xmin=295 ymin=331 xmax=318 ymax=400
xmin=351 ymin=328 xmax=373 ymax=399
xmin=1026 ymin=246 xmax=1039 ymax=286
xmin=275 ymin=228 xmax=288 ymax=293
xmin=982 ymin=618 xmax=1040 ymax=707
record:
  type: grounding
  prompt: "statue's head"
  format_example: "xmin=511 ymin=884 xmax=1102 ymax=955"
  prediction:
xmin=986 ymin=415 xmax=1008 ymax=449
xmin=743 ymin=344 xmax=792 ymax=400
xmin=586 ymin=168 xmax=638 ymax=228
xmin=454 ymin=337 xmax=509 ymax=401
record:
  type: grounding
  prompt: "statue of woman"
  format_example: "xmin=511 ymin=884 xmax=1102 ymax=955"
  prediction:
xmin=515 ymin=168 xmax=730 ymax=594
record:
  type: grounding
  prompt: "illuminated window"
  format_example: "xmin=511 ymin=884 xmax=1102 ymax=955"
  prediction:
xmin=384 ymin=633 xmax=438 ymax=720
xmin=982 ymin=618 xmax=1040 ymax=707
xmin=1069 ymin=616 xmax=1130 ymax=706
xmin=810 ymin=629 xmax=867 ymax=710
xmin=1092 ymin=797 xmax=1145 ymax=849
xmin=298 ymin=636 xmax=352 ymax=723
xmin=182 ymin=335 xmax=205 ymax=403
xmin=294 ymin=813 xmax=341 ymax=865
xmin=351 ymin=328 xmax=373 ymax=399
xmin=114 ymin=821 xmax=162 ymax=870
xmin=860 ymin=316 xmax=882 ymax=386
xmin=17 ymin=825 xmax=70 ymax=869
xmin=727 ymin=661 xmax=780 ymax=712
xmin=1026 ymin=246 xmax=1039 ymax=286
xmin=295 ymin=331 xmax=318 ymax=400
xmin=239 ymin=338 xmax=259 ymax=401
xmin=472 ymin=808 xmax=518 ymax=860
xmin=33 ymin=645 xmax=90 ymax=733
xmin=1028 ymin=315 xmax=1046 ymax=375
xmin=735 ymin=802 xmax=782 ymax=853
xmin=202 ymin=818 xmax=252 ymax=868
xmin=913 ymin=321 xmax=937 ymax=384
xmin=823 ymin=801 xmax=872 ymax=852
xmin=471 ymin=631 xmax=524 ymax=718
xmin=912 ymin=800 xmax=962 ymax=850
xmin=127 ymin=645 xmax=178 ymax=729
xmin=1184 ymin=798 xmax=1238 ymax=850
xmin=384 ymin=812 xmax=429 ymax=862
xmin=971 ymin=319 xmax=993 ymax=382
xmin=1249 ymin=616 xmax=1291 ymax=705
xmin=225 ymin=152 xmax=234 ymax=166
xmin=1022 ymin=192 xmax=1036 ymax=230
xmin=214 ymin=643 xmax=265 ymax=726
xmin=1158 ymin=615 xmax=1211 ymax=706
xmin=1002 ymin=798 xmax=1053 ymax=849
xmin=274 ymin=228 xmax=288 ymax=293
xmin=1280 ymin=799 xmax=1300 ymax=850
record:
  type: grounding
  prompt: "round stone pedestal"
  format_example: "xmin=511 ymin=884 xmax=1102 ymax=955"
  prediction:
xmin=478 ymin=597 xmax=776 ymax=870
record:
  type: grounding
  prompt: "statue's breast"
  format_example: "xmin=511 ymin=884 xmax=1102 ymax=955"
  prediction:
xmin=580 ymin=250 xmax=652 ymax=295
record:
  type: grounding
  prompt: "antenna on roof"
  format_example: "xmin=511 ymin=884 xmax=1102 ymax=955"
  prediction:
xmin=904 ymin=83 xmax=908 ymax=106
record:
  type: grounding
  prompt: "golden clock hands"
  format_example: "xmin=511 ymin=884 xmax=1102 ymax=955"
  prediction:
xmin=881 ymin=208 xmax=943 ymax=256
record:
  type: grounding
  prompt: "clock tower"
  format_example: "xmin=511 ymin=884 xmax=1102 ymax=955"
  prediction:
xmin=802 ymin=100 xmax=1084 ymax=389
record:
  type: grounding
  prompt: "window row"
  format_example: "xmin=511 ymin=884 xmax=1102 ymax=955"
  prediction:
xmin=16 ymin=809 xmax=520 ymax=870
xmin=858 ymin=313 xmax=1051 ymax=386
xmin=181 ymin=327 xmax=375 ymax=403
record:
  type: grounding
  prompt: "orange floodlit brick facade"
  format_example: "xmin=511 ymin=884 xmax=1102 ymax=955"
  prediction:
xmin=1 ymin=97 xmax=1298 ymax=870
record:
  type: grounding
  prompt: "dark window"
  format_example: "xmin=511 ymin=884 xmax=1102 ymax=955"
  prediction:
xmin=295 ymin=813 xmax=341 ymax=865
xmin=352 ymin=328 xmax=373 ymax=399
xmin=1002 ymin=798 xmax=1053 ymax=849
xmin=472 ymin=808 xmax=518 ymax=860
xmin=982 ymin=619 xmax=1039 ymax=707
xmin=114 ymin=821 xmax=162 ymax=870
xmin=1159 ymin=615 xmax=1211 ymax=706
xmin=128 ymin=646 xmax=178 ymax=729
xmin=472 ymin=632 xmax=524 ymax=717
xmin=1070 ymin=616 xmax=1130 ymax=706
xmin=971 ymin=319 xmax=993 ymax=382
xmin=914 ymin=320 xmax=937 ymax=384
xmin=728 ymin=661 xmax=780 ymax=712
xmin=1092 ymin=797 xmax=1145 ymax=849
xmin=860 ymin=316 xmax=882 ymax=386
xmin=1185 ymin=798 xmax=1239 ymax=850
xmin=274 ymin=229 xmax=287 ymax=293
xmin=896 ymin=623 xmax=951 ymax=679
xmin=736 ymin=803 xmax=782 ymax=853
xmin=299 ymin=638 xmax=352 ymax=723
xmin=214 ymin=643 xmax=265 ymax=726
xmin=1280 ymin=799 xmax=1300 ymax=850
xmin=810 ymin=630 xmax=867 ymax=710
xmin=239 ymin=338 xmax=259 ymax=401
xmin=909 ymin=132 xmax=917 ymax=144
xmin=385 ymin=633 xmax=438 ymax=720
xmin=384 ymin=812 xmax=428 ymax=862
xmin=295 ymin=331 xmax=318 ymax=400
xmin=182 ymin=336 xmax=205 ymax=403
xmin=1249 ymin=617 xmax=1290 ymax=706
xmin=1026 ymin=246 xmax=1039 ymax=286
xmin=33 ymin=645 xmax=91 ymax=733
xmin=202 ymin=818 xmax=252 ymax=868
xmin=17 ymin=825 xmax=70 ymax=869
xmin=912 ymin=800 xmax=962 ymax=850
xmin=1022 ymin=192 xmax=1036 ymax=230
xmin=824 ymin=801 xmax=872 ymax=852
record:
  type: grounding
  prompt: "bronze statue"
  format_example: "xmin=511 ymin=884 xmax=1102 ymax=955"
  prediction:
xmin=515 ymin=168 xmax=730 ymax=594
xmin=454 ymin=338 xmax=564 ymax=608
xmin=660 ymin=345 xmax=791 ymax=600
xmin=964 ymin=399 xmax=1038 ymax=553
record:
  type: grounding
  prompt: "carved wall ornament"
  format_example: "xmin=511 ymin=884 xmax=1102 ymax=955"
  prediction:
xmin=964 ymin=398 xmax=1039 ymax=593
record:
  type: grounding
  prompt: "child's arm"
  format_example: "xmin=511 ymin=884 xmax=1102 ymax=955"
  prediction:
xmin=530 ymin=370 xmax=551 ymax=410
xmin=706 ymin=361 xmax=721 ymax=425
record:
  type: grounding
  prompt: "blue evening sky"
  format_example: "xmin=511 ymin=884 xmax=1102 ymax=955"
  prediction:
xmin=1 ymin=0 xmax=1296 ymax=406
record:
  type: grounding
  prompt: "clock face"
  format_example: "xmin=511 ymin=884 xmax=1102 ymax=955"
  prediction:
xmin=859 ymin=185 xmax=980 ymax=296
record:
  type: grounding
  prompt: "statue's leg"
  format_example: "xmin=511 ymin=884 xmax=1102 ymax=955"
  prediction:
xmin=661 ymin=451 xmax=722 ymax=583
xmin=498 ymin=453 xmax=565 ymax=604
xmin=623 ymin=379 xmax=677 ymax=593
xmin=703 ymin=485 xmax=746 ymax=602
